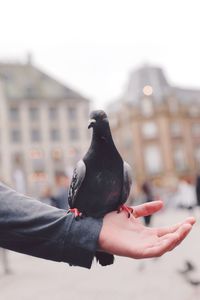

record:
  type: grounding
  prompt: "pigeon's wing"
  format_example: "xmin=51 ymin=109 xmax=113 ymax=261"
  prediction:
xmin=121 ymin=161 xmax=133 ymax=204
xmin=68 ymin=160 xmax=86 ymax=208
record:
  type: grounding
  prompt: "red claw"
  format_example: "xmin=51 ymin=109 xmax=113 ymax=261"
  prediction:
xmin=117 ymin=204 xmax=134 ymax=218
xmin=67 ymin=208 xmax=82 ymax=219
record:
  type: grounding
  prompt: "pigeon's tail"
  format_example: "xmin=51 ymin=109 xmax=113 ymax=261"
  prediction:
xmin=95 ymin=252 xmax=114 ymax=266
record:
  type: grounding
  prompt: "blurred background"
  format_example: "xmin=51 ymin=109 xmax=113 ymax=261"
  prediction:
xmin=0 ymin=0 xmax=200 ymax=299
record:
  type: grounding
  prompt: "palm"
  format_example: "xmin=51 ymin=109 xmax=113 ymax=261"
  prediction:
xmin=99 ymin=201 xmax=195 ymax=259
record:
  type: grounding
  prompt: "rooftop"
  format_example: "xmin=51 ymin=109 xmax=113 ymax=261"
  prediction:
xmin=0 ymin=61 xmax=88 ymax=101
xmin=124 ymin=65 xmax=200 ymax=105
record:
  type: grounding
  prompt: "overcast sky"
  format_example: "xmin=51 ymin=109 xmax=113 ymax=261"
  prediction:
xmin=0 ymin=0 xmax=200 ymax=108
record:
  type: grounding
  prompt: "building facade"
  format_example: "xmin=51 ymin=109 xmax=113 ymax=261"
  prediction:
xmin=109 ymin=65 xmax=200 ymax=185
xmin=0 ymin=60 xmax=90 ymax=195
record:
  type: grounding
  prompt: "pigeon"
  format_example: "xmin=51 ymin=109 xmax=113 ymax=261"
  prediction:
xmin=68 ymin=110 xmax=133 ymax=266
xmin=186 ymin=277 xmax=200 ymax=286
xmin=178 ymin=260 xmax=196 ymax=275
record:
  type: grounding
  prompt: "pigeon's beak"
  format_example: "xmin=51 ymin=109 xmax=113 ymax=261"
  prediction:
xmin=88 ymin=119 xmax=96 ymax=129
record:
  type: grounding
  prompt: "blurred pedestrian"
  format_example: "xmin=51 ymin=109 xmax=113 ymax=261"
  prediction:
xmin=176 ymin=178 xmax=197 ymax=210
xmin=196 ymin=174 xmax=200 ymax=207
xmin=51 ymin=171 xmax=70 ymax=210
xmin=141 ymin=180 xmax=154 ymax=226
xmin=40 ymin=185 xmax=53 ymax=206
xmin=13 ymin=168 xmax=26 ymax=194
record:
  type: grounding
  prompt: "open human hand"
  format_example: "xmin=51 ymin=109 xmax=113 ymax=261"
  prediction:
xmin=99 ymin=201 xmax=195 ymax=258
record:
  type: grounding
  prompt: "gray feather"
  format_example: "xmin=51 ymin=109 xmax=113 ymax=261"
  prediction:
xmin=122 ymin=161 xmax=133 ymax=203
xmin=68 ymin=160 xmax=86 ymax=208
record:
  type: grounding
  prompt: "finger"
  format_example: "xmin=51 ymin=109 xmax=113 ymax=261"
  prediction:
xmin=143 ymin=224 xmax=192 ymax=258
xmin=161 ymin=223 xmax=192 ymax=251
xmin=133 ymin=201 xmax=163 ymax=218
xmin=185 ymin=216 xmax=196 ymax=226
xmin=142 ymin=239 xmax=175 ymax=258
xmin=156 ymin=217 xmax=196 ymax=237
xmin=156 ymin=223 xmax=182 ymax=237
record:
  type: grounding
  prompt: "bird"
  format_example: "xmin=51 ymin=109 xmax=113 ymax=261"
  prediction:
xmin=178 ymin=260 xmax=200 ymax=288
xmin=178 ymin=260 xmax=196 ymax=275
xmin=67 ymin=109 xmax=133 ymax=266
xmin=186 ymin=277 xmax=200 ymax=287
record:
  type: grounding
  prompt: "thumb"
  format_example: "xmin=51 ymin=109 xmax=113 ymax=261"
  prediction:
xmin=133 ymin=200 xmax=163 ymax=218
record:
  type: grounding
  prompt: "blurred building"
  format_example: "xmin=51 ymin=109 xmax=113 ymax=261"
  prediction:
xmin=109 ymin=65 xmax=200 ymax=184
xmin=0 ymin=57 xmax=90 ymax=195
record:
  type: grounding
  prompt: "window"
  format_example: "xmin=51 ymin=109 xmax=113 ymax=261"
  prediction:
xmin=26 ymin=86 xmax=36 ymax=98
xmin=173 ymin=144 xmax=187 ymax=171
xmin=30 ymin=172 xmax=47 ymax=182
xmin=52 ymin=148 xmax=62 ymax=161
xmin=168 ymin=98 xmax=179 ymax=114
xmin=69 ymin=127 xmax=79 ymax=141
xmin=49 ymin=107 xmax=58 ymax=120
xmin=12 ymin=152 xmax=23 ymax=165
xmin=11 ymin=129 xmax=21 ymax=143
xmin=194 ymin=146 xmax=200 ymax=165
xmin=51 ymin=149 xmax=64 ymax=172
xmin=10 ymin=107 xmax=19 ymax=121
xmin=2 ymin=72 xmax=12 ymax=81
xmin=144 ymin=145 xmax=163 ymax=175
xmin=31 ymin=129 xmax=41 ymax=142
xmin=68 ymin=107 xmax=77 ymax=120
xmin=170 ymin=122 xmax=182 ymax=137
xmin=191 ymin=123 xmax=200 ymax=138
xmin=50 ymin=129 xmax=60 ymax=141
xmin=141 ymin=97 xmax=154 ymax=117
xmin=69 ymin=146 xmax=80 ymax=158
xmin=142 ymin=122 xmax=158 ymax=139
xmin=29 ymin=107 xmax=39 ymax=121
xmin=29 ymin=149 xmax=43 ymax=159
xmin=29 ymin=148 xmax=45 ymax=172
xmin=32 ymin=158 xmax=45 ymax=172
xmin=189 ymin=105 xmax=199 ymax=117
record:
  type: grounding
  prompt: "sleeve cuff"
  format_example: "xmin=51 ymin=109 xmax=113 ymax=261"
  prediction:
xmin=62 ymin=216 xmax=103 ymax=269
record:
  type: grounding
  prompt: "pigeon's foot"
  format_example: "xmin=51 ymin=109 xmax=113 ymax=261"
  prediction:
xmin=117 ymin=205 xmax=134 ymax=218
xmin=67 ymin=208 xmax=83 ymax=220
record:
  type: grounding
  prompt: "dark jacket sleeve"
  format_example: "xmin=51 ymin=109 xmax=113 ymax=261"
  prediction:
xmin=0 ymin=182 xmax=103 ymax=269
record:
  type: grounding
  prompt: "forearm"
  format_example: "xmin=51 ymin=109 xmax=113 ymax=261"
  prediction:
xmin=0 ymin=182 xmax=102 ymax=268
